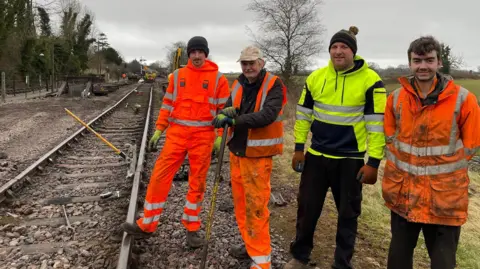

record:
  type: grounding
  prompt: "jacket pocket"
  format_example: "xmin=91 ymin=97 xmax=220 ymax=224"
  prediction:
xmin=382 ymin=161 xmax=405 ymax=207
xmin=429 ymin=170 xmax=469 ymax=219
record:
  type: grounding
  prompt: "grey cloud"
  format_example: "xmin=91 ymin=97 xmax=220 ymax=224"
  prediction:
xmin=79 ymin=0 xmax=480 ymax=72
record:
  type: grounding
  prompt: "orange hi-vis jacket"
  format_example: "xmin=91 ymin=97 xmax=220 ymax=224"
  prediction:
xmin=228 ymin=72 xmax=287 ymax=157
xmin=156 ymin=59 xmax=230 ymax=133
xmin=382 ymin=74 xmax=480 ymax=226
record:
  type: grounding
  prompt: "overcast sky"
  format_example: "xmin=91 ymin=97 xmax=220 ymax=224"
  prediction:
xmin=78 ymin=0 xmax=479 ymax=73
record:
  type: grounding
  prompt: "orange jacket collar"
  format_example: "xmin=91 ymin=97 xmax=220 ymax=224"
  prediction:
xmin=397 ymin=73 xmax=456 ymax=101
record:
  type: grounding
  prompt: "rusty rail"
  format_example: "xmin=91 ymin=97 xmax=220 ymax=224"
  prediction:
xmin=116 ymin=85 xmax=153 ymax=269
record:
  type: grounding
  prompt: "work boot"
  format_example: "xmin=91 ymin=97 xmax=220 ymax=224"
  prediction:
xmin=186 ymin=230 xmax=205 ymax=248
xmin=120 ymin=222 xmax=152 ymax=238
xmin=283 ymin=258 xmax=310 ymax=269
xmin=229 ymin=243 xmax=249 ymax=259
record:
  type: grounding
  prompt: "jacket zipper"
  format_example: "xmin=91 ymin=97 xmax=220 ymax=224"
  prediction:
xmin=335 ymin=71 xmax=338 ymax=92
xmin=341 ymin=76 xmax=347 ymax=104
xmin=320 ymin=79 xmax=326 ymax=94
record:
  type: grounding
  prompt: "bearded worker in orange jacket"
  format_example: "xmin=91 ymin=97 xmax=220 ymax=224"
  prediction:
xmin=212 ymin=45 xmax=287 ymax=269
xmin=121 ymin=36 xmax=230 ymax=248
xmin=383 ymin=35 xmax=480 ymax=269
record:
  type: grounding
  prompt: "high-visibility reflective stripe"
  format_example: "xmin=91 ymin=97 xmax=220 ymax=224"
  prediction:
xmin=169 ymin=118 xmax=212 ymax=127
xmin=209 ymin=97 xmax=229 ymax=105
xmin=313 ymin=110 xmax=363 ymax=123
xmin=212 ymin=72 xmax=223 ymax=101
xmin=209 ymin=71 xmax=225 ymax=117
xmin=314 ymin=102 xmax=364 ymax=113
xmin=161 ymin=104 xmax=172 ymax=112
xmin=251 ymin=255 xmax=271 ymax=268
xmin=296 ymin=114 xmax=312 ymax=121
xmin=251 ymin=255 xmax=271 ymax=263
xmin=185 ymin=201 xmax=199 ymax=210
xmin=164 ymin=92 xmax=173 ymax=100
xmin=396 ymin=139 xmax=464 ymax=157
xmin=182 ymin=213 xmax=199 ymax=222
xmin=297 ymin=105 xmax=313 ymax=115
xmin=392 ymin=88 xmax=401 ymax=115
xmin=259 ymin=74 xmax=275 ymax=110
xmin=231 ymin=82 xmax=241 ymax=102
xmin=366 ymin=124 xmax=383 ymax=132
xmin=247 ymin=138 xmax=283 ymax=147
xmin=448 ymin=87 xmax=469 ymax=153
xmin=386 ymin=150 xmax=468 ymax=176
xmin=173 ymin=69 xmax=180 ymax=101
xmin=144 ymin=201 xmax=165 ymax=210
xmin=142 ymin=214 xmax=160 ymax=224
xmin=364 ymin=114 xmax=384 ymax=122
xmin=251 ymin=265 xmax=262 ymax=269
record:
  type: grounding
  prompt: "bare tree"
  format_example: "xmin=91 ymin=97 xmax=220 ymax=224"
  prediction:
xmin=164 ymin=41 xmax=188 ymax=73
xmin=246 ymin=0 xmax=325 ymax=83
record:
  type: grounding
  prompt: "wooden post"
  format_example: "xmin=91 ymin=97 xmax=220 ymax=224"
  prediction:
xmin=25 ymin=75 xmax=29 ymax=98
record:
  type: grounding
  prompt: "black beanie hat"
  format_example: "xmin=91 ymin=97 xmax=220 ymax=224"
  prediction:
xmin=187 ymin=36 xmax=209 ymax=57
xmin=329 ymin=26 xmax=359 ymax=55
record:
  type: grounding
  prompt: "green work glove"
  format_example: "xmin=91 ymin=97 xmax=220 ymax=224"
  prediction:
xmin=148 ymin=130 xmax=162 ymax=152
xmin=220 ymin=107 xmax=238 ymax=117
xmin=213 ymin=136 xmax=222 ymax=155
xmin=211 ymin=114 xmax=235 ymax=128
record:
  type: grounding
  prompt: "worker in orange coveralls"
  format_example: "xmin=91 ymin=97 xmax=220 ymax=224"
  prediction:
xmin=383 ymin=35 xmax=480 ymax=269
xmin=212 ymin=45 xmax=287 ymax=269
xmin=121 ymin=36 xmax=230 ymax=248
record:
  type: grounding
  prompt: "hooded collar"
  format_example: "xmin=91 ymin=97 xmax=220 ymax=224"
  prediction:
xmin=398 ymin=72 xmax=456 ymax=105
xmin=327 ymin=55 xmax=368 ymax=76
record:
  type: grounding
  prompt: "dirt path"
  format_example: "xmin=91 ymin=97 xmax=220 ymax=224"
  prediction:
xmin=0 ymin=84 xmax=139 ymax=183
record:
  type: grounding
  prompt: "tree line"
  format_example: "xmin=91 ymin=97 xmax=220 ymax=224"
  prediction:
xmin=0 ymin=0 xmax=125 ymax=84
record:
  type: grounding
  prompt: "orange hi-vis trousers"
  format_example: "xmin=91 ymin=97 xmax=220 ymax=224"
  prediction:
xmin=136 ymin=125 xmax=215 ymax=232
xmin=230 ymin=153 xmax=273 ymax=269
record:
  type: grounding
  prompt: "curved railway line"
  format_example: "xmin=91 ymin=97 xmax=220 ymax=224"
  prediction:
xmin=0 ymin=83 xmax=155 ymax=268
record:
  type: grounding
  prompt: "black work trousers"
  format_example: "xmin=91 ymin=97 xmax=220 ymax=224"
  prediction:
xmin=387 ymin=211 xmax=461 ymax=269
xmin=289 ymin=152 xmax=364 ymax=269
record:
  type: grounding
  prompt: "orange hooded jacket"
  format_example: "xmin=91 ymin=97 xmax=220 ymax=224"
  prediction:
xmin=382 ymin=74 xmax=480 ymax=226
xmin=156 ymin=59 xmax=230 ymax=134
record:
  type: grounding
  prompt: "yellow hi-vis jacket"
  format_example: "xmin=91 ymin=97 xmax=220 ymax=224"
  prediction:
xmin=294 ymin=55 xmax=387 ymax=168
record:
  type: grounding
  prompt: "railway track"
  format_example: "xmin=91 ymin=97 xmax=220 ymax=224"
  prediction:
xmin=0 ymin=83 xmax=154 ymax=269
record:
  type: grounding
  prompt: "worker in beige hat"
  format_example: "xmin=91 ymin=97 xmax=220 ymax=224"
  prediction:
xmin=211 ymin=45 xmax=287 ymax=269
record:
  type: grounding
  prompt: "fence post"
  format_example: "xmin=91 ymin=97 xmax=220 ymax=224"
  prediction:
xmin=25 ymin=75 xmax=29 ymax=98
xmin=1 ymin=72 xmax=5 ymax=103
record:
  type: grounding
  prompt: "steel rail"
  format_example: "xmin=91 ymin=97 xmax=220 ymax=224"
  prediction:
xmin=0 ymin=85 xmax=141 ymax=202
xmin=116 ymin=85 xmax=153 ymax=269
